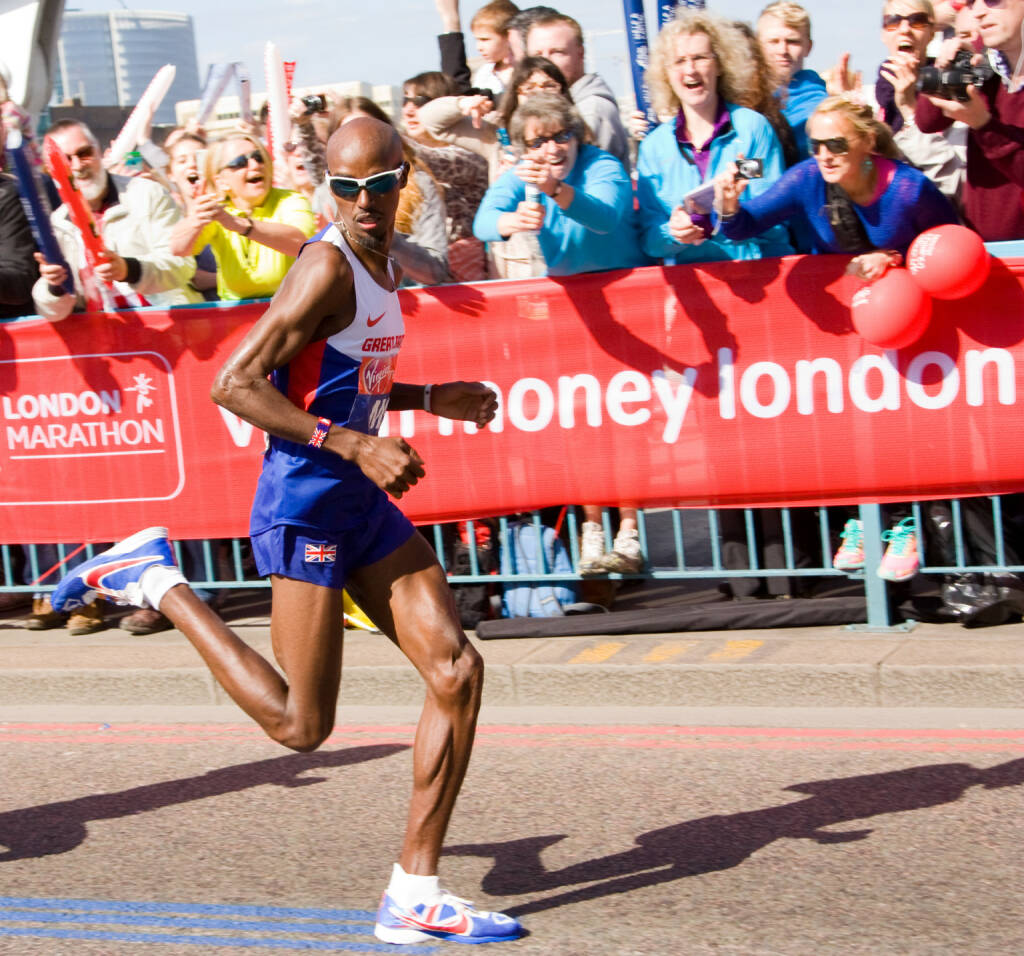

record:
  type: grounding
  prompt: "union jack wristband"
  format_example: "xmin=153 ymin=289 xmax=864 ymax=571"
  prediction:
xmin=308 ymin=416 xmax=332 ymax=448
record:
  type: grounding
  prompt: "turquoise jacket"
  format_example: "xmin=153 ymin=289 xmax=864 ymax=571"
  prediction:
xmin=636 ymin=103 xmax=793 ymax=264
xmin=473 ymin=144 xmax=650 ymax=276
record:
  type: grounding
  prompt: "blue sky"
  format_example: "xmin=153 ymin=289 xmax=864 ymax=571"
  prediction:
xmin=63 ymin=1 xmax=885 ymax=100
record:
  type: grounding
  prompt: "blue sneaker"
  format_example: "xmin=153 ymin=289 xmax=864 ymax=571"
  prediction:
xmin=374 ymin=890 xmax=523 ymax=945
xmin=51 ymin=527 xmax=176 ymax=613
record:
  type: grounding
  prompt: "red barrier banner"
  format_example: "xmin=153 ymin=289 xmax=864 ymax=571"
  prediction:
xmin=2 ymin=254 xmax=1024 ymax=544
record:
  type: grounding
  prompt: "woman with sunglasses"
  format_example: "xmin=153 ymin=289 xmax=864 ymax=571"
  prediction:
xmin=473 ymin=93 xmax=648 ymax=275
xmin=419 ymin=56 xmax=575 ymax=277
xmin=714 ymin=95 xmax=957 ymax=277
xmin=830 ymin=1 xmax=968 ymax=204
xmin=636 ymin=10 xmax=793 ymax=266
xmin=170 ymin=133 xmax=316 ymax=301
xmin=401 ymin=71 xmax=489 ymax=281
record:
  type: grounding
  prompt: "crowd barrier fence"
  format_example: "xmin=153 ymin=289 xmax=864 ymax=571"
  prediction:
xmin=4 ymin=243 xmax=1024 ymax=630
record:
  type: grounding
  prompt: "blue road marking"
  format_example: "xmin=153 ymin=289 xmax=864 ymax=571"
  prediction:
xmin=0 ymin=897 xmax=374 ymax=921
xmin=0 ymin=926 xmax=439 ymax=951
xmin=0 ymin=908 xmax=374 ymax=934
xmin=0 ymin=897 xmax=440 ymax=953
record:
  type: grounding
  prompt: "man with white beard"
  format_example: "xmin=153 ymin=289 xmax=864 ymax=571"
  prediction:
xmin=32 ymin=119 xmax=201 ymax=320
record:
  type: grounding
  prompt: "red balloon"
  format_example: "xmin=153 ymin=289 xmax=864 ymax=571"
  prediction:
xmin=851 ymin=267 xmax=932 ymax=349
xmin=907 ymin=224 xmax=991 ymax=299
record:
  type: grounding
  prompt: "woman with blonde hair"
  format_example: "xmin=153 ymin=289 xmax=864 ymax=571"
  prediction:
xmin=637 ymin=9 xmax=792 ymax=264
xmin=170 ymin=132 xmax=315 ymax=301
xmin=714 ymin=94 xmax=955 ymax=277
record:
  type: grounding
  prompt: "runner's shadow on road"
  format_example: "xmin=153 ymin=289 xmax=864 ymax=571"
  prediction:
xmin=0 ymin=743 xmax=407 ymax=862
xmin=444 ymin=757 xmax=1024 ymax=917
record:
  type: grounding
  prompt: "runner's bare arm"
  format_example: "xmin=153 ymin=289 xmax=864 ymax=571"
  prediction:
xmin=390 ymin=381 xmax=498 ymax=428
xmin=211 ymin=242 xmax=426 ymax=498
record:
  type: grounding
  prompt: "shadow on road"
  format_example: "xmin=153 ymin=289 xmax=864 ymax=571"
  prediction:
xmin=0 ymin=743 xmax=407 ymax=861
xmin=445 ymin=757 xmax=1024 ymax=917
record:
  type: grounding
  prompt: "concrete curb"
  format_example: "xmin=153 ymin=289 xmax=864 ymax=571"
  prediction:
xmin=2 ymin=619 xmax=1023 ymax=710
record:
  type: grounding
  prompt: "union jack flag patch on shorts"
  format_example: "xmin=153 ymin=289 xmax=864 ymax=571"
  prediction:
xmin=304 ymin=543 xmax=337 ymax=563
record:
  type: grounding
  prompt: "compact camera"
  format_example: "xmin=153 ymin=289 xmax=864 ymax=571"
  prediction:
xmin=681 ymin=157 xmax=764 ymax=215
xmin=301 ymin=94 xmax=328 ymax=114
xmin=916 ymin=49 xmax=993 ymax=103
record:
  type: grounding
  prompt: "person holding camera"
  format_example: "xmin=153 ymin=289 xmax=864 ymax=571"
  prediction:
xmin=169 ymin=133 xmax=315 ymax=301
xmin=636 ymin=10 xmax=793 ymax=266
xmin=915 ymin=0 xmax=1024 ymax=241
xmin=830 ymin=1 xmax=969 ymax=205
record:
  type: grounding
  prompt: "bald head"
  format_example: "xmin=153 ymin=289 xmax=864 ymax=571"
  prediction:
xmin=326 ymin=116 xmax=403 ymax=175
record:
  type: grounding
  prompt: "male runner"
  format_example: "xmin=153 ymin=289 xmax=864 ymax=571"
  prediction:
xmin=52 ymin=117 xmax=522 ymax=946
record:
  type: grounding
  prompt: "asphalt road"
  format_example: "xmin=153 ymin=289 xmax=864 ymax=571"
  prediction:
xmin=1 ymin=709 xmax=1023 ymax=955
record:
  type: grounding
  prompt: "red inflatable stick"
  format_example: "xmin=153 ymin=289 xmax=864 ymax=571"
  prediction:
xmin=43 ymin=135 xmax=112 ymax=311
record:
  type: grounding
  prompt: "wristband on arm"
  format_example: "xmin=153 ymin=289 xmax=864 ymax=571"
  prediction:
xmin=308 ymin=416 xmax=332 ymax=448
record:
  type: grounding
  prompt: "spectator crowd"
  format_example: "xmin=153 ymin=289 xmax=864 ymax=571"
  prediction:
xmin=3 ymin=0 xmax=1024 ymax=628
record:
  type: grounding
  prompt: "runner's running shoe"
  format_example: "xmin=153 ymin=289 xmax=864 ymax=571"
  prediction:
xmin=374 ymin=890 xmax=523 ymax=945
xmin=877 ymin=517 xmax=920 ymax=582
xmin=51 ymin=527 xmax=176 ymax=612
xmin=833 ymin=518 xmax=865 ymax=571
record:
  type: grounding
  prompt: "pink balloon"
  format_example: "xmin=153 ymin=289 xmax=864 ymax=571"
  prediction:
xmin=851 ymin=268 xmax=932 ymax=349
xmin=907 ymin=224 xmax=991 ymax=299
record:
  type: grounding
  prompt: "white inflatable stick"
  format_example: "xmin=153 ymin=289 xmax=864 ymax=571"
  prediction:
xmin=107 ymin=64 xmax=176 ymax=165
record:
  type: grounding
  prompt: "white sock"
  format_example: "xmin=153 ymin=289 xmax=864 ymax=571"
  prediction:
xmin=138 ymin=564 xmax=188 ymax=610
xmin=386 ymin=863 xmax=440 ymax=907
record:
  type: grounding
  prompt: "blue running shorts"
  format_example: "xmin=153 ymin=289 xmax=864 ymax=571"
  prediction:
xmin=250 ymin=492 xmax=416 ymax=590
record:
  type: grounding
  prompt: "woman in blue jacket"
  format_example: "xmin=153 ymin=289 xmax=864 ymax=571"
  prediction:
xmin=473 ymin=93 xmax=649 ymax=277
xmin=637 ymin=9 xmax=793 ymax=264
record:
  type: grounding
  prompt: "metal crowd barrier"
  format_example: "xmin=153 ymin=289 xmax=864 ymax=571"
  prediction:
xmin=3 ymin=498 xmax=1021 ymax=630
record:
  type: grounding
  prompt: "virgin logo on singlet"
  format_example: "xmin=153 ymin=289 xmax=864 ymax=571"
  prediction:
xmin=359 ymin=356 xmax=395 ymax=395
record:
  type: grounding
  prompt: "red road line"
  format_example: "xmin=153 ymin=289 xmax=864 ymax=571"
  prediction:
xmin=4 ymin=723 xmax=1024 ymax=739
xmin=0 ymin=723 xmax=1022 ymax=752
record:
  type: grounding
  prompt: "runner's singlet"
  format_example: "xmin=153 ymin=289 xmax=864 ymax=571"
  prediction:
xmin=249 ymin=225 xmax=404 ymax=536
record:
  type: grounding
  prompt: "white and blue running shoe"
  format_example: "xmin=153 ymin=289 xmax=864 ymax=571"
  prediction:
xmin=51 ymin=527 xmax=176 ymax=613
xmin=374 ymin=890 xmax=523 ymax=945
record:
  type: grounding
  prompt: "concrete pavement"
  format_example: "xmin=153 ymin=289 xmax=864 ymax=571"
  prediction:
xmin=2 ymin=589 xmax=1023 ymax=712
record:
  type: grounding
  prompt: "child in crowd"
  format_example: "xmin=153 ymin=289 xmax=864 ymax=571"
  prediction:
xmin=469 ymin=0 xmax=519 ymax=96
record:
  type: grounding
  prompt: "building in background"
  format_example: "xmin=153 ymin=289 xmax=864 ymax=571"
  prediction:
xmin=53 ymin=10 xmax=200 ymax=125
xmin=175 ymin=81 xmax=403 ymax=135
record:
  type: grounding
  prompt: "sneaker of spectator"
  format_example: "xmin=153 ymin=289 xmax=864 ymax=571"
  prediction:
xmin=68 ymin=599 xmax=107 ymax=636
xmin=578 ymin=521 xmax=607 ymax=576
xmin=120 ymin=607 xmax=173 ymax=635
xmin=25 ymin=596 xmax=64 ymax=630
xmin=600 ymin=527 xmax=643 ymax=575
xmin=878 ymin=518 xmax=921 ymax=582
xmin=833 ymin=518 xmax=865 ymax=571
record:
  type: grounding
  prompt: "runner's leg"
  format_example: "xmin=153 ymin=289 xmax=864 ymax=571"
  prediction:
xmin=348 ymin=530 xmax=483 ymax=876
xmin=158 ymin=578 xmax=345 ymax=751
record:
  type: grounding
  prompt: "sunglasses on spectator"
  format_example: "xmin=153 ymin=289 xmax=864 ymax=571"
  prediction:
xmin=882 ymin=12 xmax=933 ymax=30
xmin=283 ymin=142 xmax=298 ymax=153
xmin=326 ymin=163 xmax=408 ymax=198
xmin=524 ymin=129 xmax=574 ymax=150
xmin=63 ymin=145 xmax=96 ymax=162
xmin=222 ymin=149 xmax=265 ymax=170
xmin=808 ymin=136 xmax=850 ymax=156
xmin=403 ymin=94 xmax=432 ymax=108
xmin=967 ymin=0 xmax=1005 ymax=7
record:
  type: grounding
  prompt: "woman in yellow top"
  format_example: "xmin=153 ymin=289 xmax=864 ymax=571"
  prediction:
xmin=170 ymin=133 xmax=315 ymax=300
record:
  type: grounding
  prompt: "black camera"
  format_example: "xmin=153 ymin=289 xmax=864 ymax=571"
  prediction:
xmin=916 ymin=49 xmax=993 ymax=102
xmin=735 ymin=157 xmax=764 ymax=181
xmin=301 ymin=94 xmax=328 ymax=114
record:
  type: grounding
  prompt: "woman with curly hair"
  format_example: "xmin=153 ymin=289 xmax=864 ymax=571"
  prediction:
xmin=636 ymin=9 xmax=793 ymax=263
